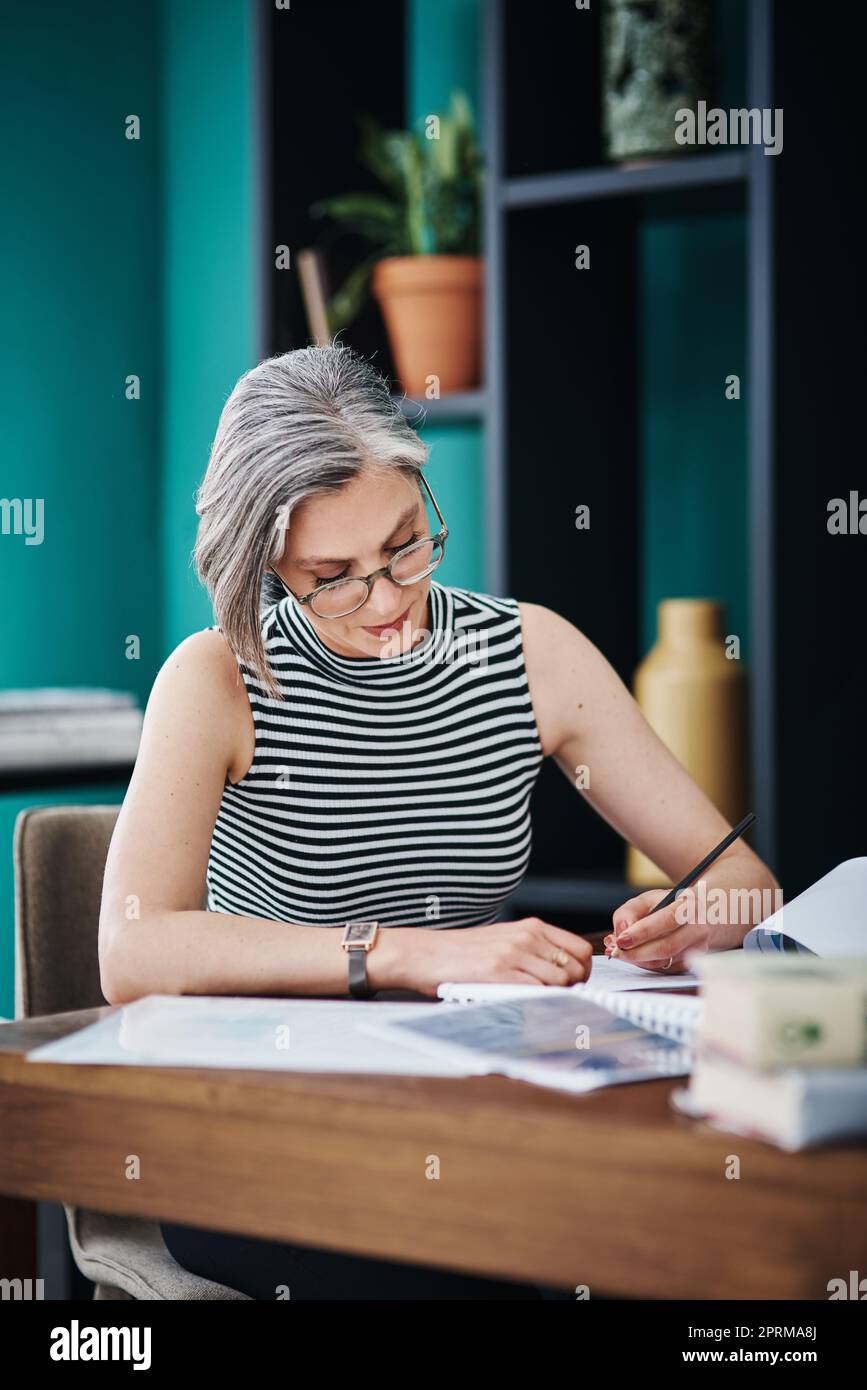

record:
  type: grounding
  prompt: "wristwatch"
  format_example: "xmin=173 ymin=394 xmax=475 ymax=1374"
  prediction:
xmin=341 ymin=919 xmax=381 ymax=999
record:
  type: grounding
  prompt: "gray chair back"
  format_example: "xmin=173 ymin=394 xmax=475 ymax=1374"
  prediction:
xmin=14 ymin=805 xmax=120 ymax=1019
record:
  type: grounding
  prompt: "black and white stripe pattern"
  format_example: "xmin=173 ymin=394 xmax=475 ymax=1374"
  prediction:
xmin=206 ymin=580 xmax=545 ymax=929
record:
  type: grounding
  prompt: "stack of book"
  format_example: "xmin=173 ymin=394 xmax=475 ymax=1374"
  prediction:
xmin=672 ymin=952 xmax=867 ymax=1150
xmin=0 ymin=688 xmax=143 ymax=772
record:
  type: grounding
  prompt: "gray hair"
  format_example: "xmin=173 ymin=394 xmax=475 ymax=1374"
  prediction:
xmin=194 ymin=343 xmax=429 ymax=700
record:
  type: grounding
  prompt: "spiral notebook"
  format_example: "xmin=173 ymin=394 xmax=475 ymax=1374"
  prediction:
xmin=577 ymin=987 xmax=704 ymax=1043
xmin=440 ymin=981 xmax=704 ymax=1045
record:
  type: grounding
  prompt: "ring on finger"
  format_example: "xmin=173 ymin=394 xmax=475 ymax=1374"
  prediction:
xmin=551 ymin=949 xmax=569 ymax=967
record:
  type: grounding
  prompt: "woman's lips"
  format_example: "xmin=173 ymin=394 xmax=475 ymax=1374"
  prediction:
xmin=361 ymin=604 xmax=411 ymax=636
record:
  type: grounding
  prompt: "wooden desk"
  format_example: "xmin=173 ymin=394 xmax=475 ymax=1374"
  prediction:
xmin=1 ymin=1005 xmax=866 ymax=1299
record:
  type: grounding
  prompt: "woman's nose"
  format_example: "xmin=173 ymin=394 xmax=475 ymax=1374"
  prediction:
xmin=363 ymin=571 xmax=405 ymax=619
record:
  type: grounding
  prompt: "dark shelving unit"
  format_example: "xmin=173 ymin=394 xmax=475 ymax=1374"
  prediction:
xmin=391 ymin=389 xmax=488 ymax=424
xmin=502 ymin=151 xmax=750 ymax=209
xmin=480 ymin=0 xmax=774 ymax=925
xmin=265 ymin=0 xmax=407 ymax=369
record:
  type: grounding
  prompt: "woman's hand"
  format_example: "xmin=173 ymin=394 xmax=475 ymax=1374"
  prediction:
xmin=602 ymin=889 xmax=709 ymax=974
xmin=379 ymin=919 xmax=593 ymax=998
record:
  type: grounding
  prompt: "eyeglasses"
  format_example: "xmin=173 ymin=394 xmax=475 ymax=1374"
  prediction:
xmin=270 ymin=472 xmax=449 ymax=620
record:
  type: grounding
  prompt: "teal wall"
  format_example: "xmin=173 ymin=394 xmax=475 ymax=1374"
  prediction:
xmin=638 ymin=212 xmax=748 ymax=659
xmin=407 ymin=0 xmax=480 ymax=126
xmin=0 ymin=0 xmax=162 ymax=705
xmin=160 ymin=0 xmax=258 ymax=649
xmin=406 ymin=0 xmax=484 ymax=594
xmin=0 ymin=0 xmax=258 ymax=685
xmin=0 ymin=0 xmax=257 ymax=1018
xmin=421 ymin=425 xmax=484 ymax=592
xmin=0 ymin=0 xmax=161 ymax=1019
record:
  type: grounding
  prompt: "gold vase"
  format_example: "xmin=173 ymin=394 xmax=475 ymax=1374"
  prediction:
xmin=625 ymin=599 xmax=749 ymax=887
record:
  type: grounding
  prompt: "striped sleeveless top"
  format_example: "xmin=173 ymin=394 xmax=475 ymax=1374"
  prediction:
xmin=206 ymin=579 xmax=545 ymax=930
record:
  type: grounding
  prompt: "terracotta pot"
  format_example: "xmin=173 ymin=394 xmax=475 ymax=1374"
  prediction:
xmin=625 ymin=599 xmax=749 ymax=888
xmin=371 ymin=255 xmax=482 ymax=397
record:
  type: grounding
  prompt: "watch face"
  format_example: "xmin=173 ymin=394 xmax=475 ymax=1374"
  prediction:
xmin=344 ymin=920 xmax=378 ymax=945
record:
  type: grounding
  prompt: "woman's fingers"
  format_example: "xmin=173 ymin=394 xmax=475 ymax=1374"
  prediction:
xmin=605 ymin=892 xmax=709 ymax=971
xmin=612 ymin=897 xmax=679 ymax=949
xmin=513 ymin=919 xmax=592 ymax=985
xmin=514 ymin=955 xmax=574 ymax=986
xmin=536 ymin=923 xmax=592 ymax=982
xmin=612 ymin=919 xmax=707 ymax=966
xmin=501 ymin=968 xmax=556 ymax=986
xmin=611 ymin=889 xmax=670 ymax=936
xmin=637 ymin=956 xmax=693 ymax=974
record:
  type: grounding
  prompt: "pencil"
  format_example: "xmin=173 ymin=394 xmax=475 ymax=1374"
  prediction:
xmin=610 ymin=812 xmax=756 ymax=957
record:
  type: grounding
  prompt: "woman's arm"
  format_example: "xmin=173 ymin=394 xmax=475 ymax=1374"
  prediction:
xmin=98 ymin=629 xmax=397 ymax=1004
xmin=519 ymin=602 xmax=781 ymax=966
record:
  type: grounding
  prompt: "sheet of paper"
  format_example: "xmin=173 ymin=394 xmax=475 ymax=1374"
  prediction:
xmin=438 ymin=952 xmax=697 ymax=1002
xmin=24 ymin=995 xmax=481 ymax=1076
xmin=744 ymin=856 xmax=867 ymax=957
xmin=579 ymin=953 xmax=698 ymax=989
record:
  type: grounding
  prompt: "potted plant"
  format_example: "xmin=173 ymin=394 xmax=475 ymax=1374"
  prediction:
xmin=309 ymin=89 xmax=484 ymax=397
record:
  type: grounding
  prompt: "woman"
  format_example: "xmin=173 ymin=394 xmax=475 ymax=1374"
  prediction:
xmin=98 ymin=343 xmax=779 ymax=1299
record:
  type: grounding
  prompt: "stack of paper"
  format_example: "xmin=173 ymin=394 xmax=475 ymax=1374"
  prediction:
xmin=0 ymin=687 xmax=142 ymax=769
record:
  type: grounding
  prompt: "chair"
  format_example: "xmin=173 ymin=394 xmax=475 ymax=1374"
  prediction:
xmin=13 ymin=804 xmax=251 ymax=1299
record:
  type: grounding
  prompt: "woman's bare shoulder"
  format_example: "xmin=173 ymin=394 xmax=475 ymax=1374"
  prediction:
xmin=516 ymin=600 xmax=587 ymax=668
xmin=149 ymin=628 xmax=247 ymax=706
xmin=144 ymin=629 xmax=255 ymax=782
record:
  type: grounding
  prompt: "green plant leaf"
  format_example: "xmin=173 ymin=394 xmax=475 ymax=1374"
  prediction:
xmin=325 ymin=248 xmax=394 ymax=335
xmin=356 ymin=112 xmax=407 ymax=195
xmin=309 ymin=193 xmax=401 ymax=243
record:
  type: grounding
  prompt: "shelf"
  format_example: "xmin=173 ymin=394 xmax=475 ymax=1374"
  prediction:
xmin=505 ymin=874 xmax=658 ymax=916
xmin=391 ymin=390 xmax=488 ymax=425
xmin=0 ymin=763 xmax=135 ymax=792
xmin=502 ymin=153 xmax=750 ymax=210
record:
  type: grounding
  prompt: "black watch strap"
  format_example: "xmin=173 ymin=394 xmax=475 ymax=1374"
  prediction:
xmin=348 ymin=947 xmax=374 ymax=999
